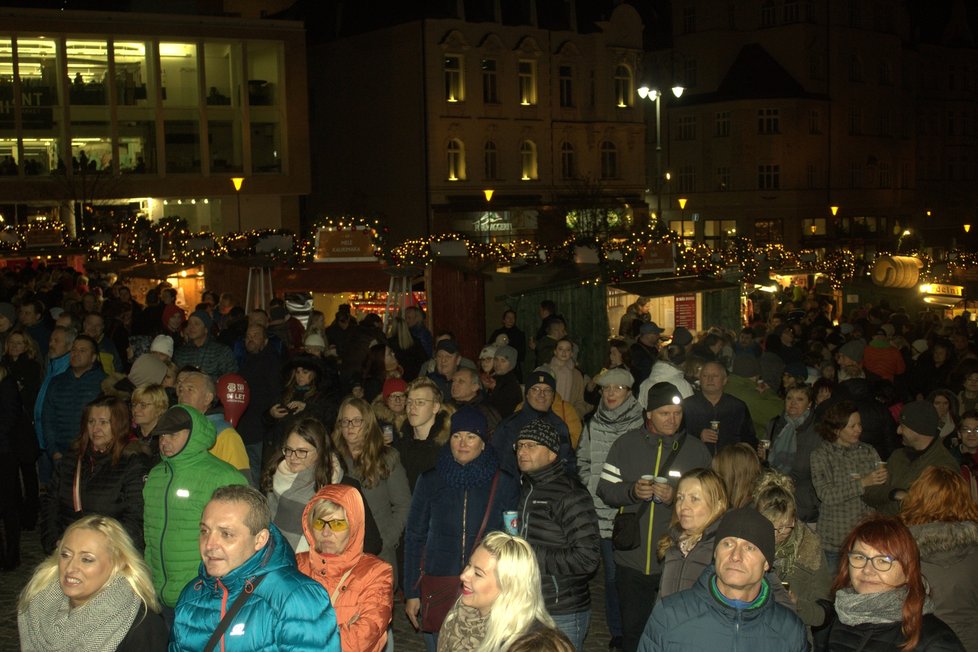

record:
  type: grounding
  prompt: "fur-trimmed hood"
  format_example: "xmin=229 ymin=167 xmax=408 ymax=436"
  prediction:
xmin=910 ymin=520 xmax=978 ymax=557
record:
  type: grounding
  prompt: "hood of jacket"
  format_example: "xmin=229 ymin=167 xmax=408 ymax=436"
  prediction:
xmin=199 ymin=522 xmax=294 ymax=592
xmin=166 ymin=404 xmax=217 ymax=461
xmin=300 ymin=484 xmax=366 ymax=589
xmin=910 ymin=520 xmax=978 ymax=557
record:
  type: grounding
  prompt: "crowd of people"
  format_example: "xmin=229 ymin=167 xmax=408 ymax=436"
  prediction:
xmin=2 ymin=265 xmax=977 ymax=651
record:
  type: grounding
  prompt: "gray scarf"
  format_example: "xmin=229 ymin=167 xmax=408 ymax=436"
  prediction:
xmin=19 ymin=574 xmax=141 ymax=652
xmin=834 ymin=585 xmax=935 ymax=626
xmin=770 ymin=409 xmax=808 ymax=474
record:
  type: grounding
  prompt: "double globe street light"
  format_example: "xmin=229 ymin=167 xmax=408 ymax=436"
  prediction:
xmin=638 ymin=85 xmax=685 ymax=225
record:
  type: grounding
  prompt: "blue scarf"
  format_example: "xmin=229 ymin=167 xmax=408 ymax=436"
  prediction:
xmin=436 ymin=442 xmax=499 ymax=490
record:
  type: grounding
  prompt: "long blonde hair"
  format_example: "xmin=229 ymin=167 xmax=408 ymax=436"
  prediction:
xmin=18 ymin=515 xmax=159 ymax=614
xmin=446 ymin=532 xmax=554 ymax=652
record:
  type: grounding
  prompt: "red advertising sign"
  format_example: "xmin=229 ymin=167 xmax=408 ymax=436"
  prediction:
xmin=674 ymin=293 xmax=697 ymax=330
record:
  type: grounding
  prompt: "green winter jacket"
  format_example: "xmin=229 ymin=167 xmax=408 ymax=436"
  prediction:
xmin=142 ymin=404 xmax=246 ymax=607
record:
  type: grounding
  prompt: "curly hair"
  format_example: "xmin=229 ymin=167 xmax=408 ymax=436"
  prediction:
xmin=900 ymin=466 xmax=978 ymax=525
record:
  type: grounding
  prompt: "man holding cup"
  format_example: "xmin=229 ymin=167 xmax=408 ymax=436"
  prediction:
xmin=597 ymin=382 xmax=713 ymax=652
xmin=516 ymin=419 xmax=600 ymax=650
xmin=683 ymin=361 xmax=758 ymax=454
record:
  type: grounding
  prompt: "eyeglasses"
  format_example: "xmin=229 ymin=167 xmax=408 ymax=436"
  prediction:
xmin=312 ymin=518 xmax=349 ymax=533
xmin=847 ymin=552 xmax=895 ymax=572
xmin=338 ymin=417 xmax=364 ymax=428
xmin=514 ymin=441 xmax=541 ymax=452
xmin=527 ymin=387 xmax=554 ymax=396
xmin=406 ymin=398 xmax=433 ymax=408
xmin=774 ymin=524 xmax=795 ymax=535
xmin=601 ymin=385 xmax=629 ymax=393
xmin=282 ymin=446 xmax=311 ymax=460
xmin=959 ymin=427 xmax=978 ymax=435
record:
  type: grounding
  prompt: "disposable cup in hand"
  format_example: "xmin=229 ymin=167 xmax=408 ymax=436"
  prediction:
xmin=710 ymin=420 xmax=720 ymax=431
xmin=652 ymin=476 xmax=668 ymax=485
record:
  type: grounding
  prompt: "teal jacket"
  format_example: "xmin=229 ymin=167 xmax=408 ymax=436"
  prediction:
xmin=170 ymin=524 xmax=340 ymax=652
xmin=143 ymin=404 xmax=246 ymax=607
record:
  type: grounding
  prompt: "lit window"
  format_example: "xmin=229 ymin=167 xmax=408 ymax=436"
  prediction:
xmin=518 ymin=60 xmax=536 ymax=105
xmin=600 ymin=141 xmax=618 ymax=179
xmin=447 ymin=139 xmax=465 ymax=180
xmin=445 ymin=56 xmax=463 ymax=102
xmin=560 ymin=142 xmax=576 ymax=179
xmin=520 ymin=140 xmax=537 ymax=180
xmin=614 ymin=65 xmax=632 ymax=107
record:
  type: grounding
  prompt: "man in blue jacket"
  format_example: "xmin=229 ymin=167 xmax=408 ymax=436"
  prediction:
xmin=40 ymin=334 xmax=105 ymax=462
xmin=34 ymin=324 xmax=75 ymax=483
xmin=170 ymin=484 xmax=340 ymax=651
xmin=638 ymin=507 xmax=806 ymax=652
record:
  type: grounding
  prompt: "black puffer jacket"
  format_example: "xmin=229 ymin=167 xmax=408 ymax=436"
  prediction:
xmin=518 ymin=460 xmax=600 ymax=615
xmin=820 ymin=613 xmax=964 ymax=652
xmin=40 ymin=444 xmax=150 ymax=553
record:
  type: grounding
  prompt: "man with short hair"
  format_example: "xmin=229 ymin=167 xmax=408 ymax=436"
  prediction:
xmin=638 ymin=507 xmax=806 ymax=651
xmin=864 ymin=400 xmax=959 ymax=514
xmin=535 ymin=317 xmax=567 ymax=368
xmin=178 ymin=370 xmax=252 ymax=482
xmin=427 ymin=338 xmax=461 ymax=398
xmin=82 ymin=311 xmax=124 ymax=374
xmin=629 ymin=322 xmax=663 ymax=385
xmin=18 ymin=298 xmax=51 ymax=352
xmin=143 ymin=405 xmax=247 ymax=613
xmin=682 ymin=360 xmax=758 ymax=454
xmin=516 ymin=419 xmax=600 ymax=649
xmin=404 ymin=305 xmax=433 ymax=357
xmin=597 ymin=382 xmax=712 ymax=652
xmin=34 ymin=325 xmax=75 ymax=478
xmin=173 ymin=309 xmax=236 ymax=379
xmin=237 ymin=324 xmax=284 ymax=481
xmin=170 ymin=484 xmax=340 ymax=651
xmin=449 ymin=366 xmax=501 ymax=435
xmin=394 ymin=377 xmax=451 ymax=489
xmin=40 ymin=334 xmax=106 ymax=462
xmin=492 ymin=368 xmax=576 ymax=477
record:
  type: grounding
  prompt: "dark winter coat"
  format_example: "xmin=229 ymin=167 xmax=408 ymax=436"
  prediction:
xmin=394 ymin=411 xmax=452 ymax=490
xmin=40 ymin=444 xmax=150 ymax=554
xmin=237 ymin=341 xmax=284 ymax=445
xmin=518 ymin=460 xmax=600 ymax=615
xmin=765 ymin=409 xmax=821 ymax=522
xmin=492 ymin=406 xmax=576 ymax=478
xmin=40 ymin=365 xmax=107 ymax=454
xmin=819 ymin=613 xmax=963 ymax=652
xmin=910 ymin=520 xmax=978 ymax=652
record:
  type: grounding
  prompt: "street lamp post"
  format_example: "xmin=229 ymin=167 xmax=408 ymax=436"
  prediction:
xmin=231 ymin=177 xmax=245 ymax=233
xmin=638 ymin=85 xmax=684 ymax=226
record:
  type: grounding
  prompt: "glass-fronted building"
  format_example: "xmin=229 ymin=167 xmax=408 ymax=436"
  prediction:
xmin=0 ymin=8 xmax=309 ymax=234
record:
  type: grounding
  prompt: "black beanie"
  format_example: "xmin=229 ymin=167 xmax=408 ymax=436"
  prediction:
xmin=714 ymin=507 xmax=776 ymax=566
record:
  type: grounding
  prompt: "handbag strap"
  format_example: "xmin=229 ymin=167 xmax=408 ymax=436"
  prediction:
xmin=473 ymin=470 xmax=500 ymax=549
xmin=72 ymin=455 xmax=83 ymax=512
xmin=625 ymin=431 xmax=689 ymax=517
xmin=205 ymin=574 xmax=267 ymax=652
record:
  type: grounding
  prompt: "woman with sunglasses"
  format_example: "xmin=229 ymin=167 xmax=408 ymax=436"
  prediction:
xmin=332 ymin=396 xmax=411 ymax=580
xmin=818 ymin=516 xmax=964 ymax=652
xmin=261 ymin=416 xmax=382 ymax=555
xmin=297 ymin=483 xmax=393 ymax=652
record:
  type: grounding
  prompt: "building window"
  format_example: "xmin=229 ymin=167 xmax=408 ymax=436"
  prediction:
xmin=879 ymin=110 xmax=891 ymax=137
xmin=716 ymin=166 xmax=731 ymax=191
xmin=160 ymin=42 xmax=199 ymax=107
xmin=879 ymin=161 xmax=891 ymax=188
xmin=614 ymin=65 xmax=632 ymax=107
xmin=848 ymin=160 xmax=861 ymax=188
xmin=447 ymin=139 xmax=465 ymax=180
xmin=878 ymin=61 xmax=892 ymax=85
xmin=761 ymin=0 xmax=777 ymax=27
xmin=678 ymin=115 xmax=697 ymax=140
xmin=715 ymin=111 xmax=731 ymax=137
xmin=444 ymin=55 xmax=463 ymax=102
xmin=518 ymin=60 xmax=536 ymax=105
xmin=484 ymin=141 xmax=498 ymax=180
xmin=802 ymin=218 xmax=827 ymax=236
xmin=683 ymin=58 xmax=697 ymax=88
xmin=670 ymin=220 xmax=696 ymax=247
xmin=704 ymin=219 xmax=737 ymax=248
xmin=600 ymin=141 xmax=618 ymax=179
xmin=783 ymin=0 xmax=799 ymax=23
xmin=758 ymin=108 xmax=780 ymax=134
xmin=808 ymin=54 xmax=823 ymax=80
xmin=728 ymin=3 xmax=737 ymax=28
xmin=520 ymin=140 xmax=537 ymax=180
xmin=806 ymin=163 xmax=818 ymax=188
xmin=754 ymin=219 xmax=783 ymax=243
xmin=809 ymin=109 xmax=821 ymax=134
xmin=758 ymin=164 xmax=780 ymax=190
xmin=804 ymin=0 xmax=815 ymax=21
xmin=848 ymin=105 xmax=862 ymax=135
xmin=848 ymin=54 xmax=864 ymax=82
xmin=559 ymin=65 xmax=574 ymax=108
xmin=482 ymin=59 xmax=498 ymax=104
xmin=678 ymin=164 xmax=695 ymax=192
xmin=682 ymin=6 xmax=697 ymax=33
xmin=560 ymin=142 xmax=576 ymax=179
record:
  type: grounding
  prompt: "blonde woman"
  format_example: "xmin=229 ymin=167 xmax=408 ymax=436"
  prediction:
xmin=656 ymin=468 xmax=730 ymax=599
xmin=18 ymin=515 xmax=167 ymax=651
xmin=438 ymin=532 xmax=555 ymax=652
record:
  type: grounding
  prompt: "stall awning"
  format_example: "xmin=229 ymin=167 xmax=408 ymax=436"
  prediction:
xmin=612 ymin=276 xmax=740 ymax=298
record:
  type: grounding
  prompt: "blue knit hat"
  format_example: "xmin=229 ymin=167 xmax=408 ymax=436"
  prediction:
xmin=189 ymin=309 xmax=212 ymax=330
xmin=451 ymin=406 xmax=489 ymax=442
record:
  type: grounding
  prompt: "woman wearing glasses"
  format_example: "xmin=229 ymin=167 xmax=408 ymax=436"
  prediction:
xmin=332 ymin=396 xmax=411 ymax=580
xmin=753 ymin=471 xmax=832 ymax=629
xmin=297 ymin=483 xmax=394 ymax=652
xmin=403 ymin=407 xmax=519 ymax=651
xmin=819 ymin=516 xmax=964 ymax=651
xmin=261 ymin=416 xmax=382 ymax=555
xmin=901 ymin=467 xmax=978 ymax=651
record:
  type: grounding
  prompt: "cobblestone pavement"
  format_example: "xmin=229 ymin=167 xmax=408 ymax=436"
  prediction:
xmin=2 ymin=532 xmax=615 ymax=651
